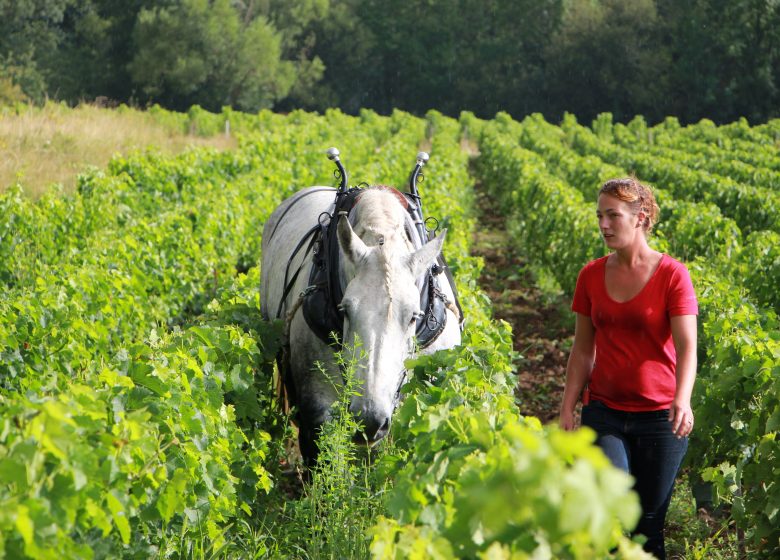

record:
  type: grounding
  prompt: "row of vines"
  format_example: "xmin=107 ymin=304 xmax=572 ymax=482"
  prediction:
xmin=0 ymin=107 xmax=652 ymax=559
xmin=469 ymin=110 xmax=780 ymax=556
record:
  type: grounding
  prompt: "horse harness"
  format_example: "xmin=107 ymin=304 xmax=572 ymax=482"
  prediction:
xmin=274 ymin=185 xmax=463 ymax=352
xmin=270 ymin=150 xmax=464 ymax=412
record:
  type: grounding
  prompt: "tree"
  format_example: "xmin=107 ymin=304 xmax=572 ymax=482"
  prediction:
xmin=659 ymin=0 xmax=780 ymax=124
xmin=543 ymin=0 xmax=671 ymax=123
xmin=251 ymin=0 xmax=330 ymax=109
xmin=0 ymin=0 xmax=74 ymax=101
xmin=128 ymin=0 xmax=294 ymax=111
xmin=42 ymin=1 xmax=149 ymax=104
xmin=305 ymin=0 xmax=562 ymax=118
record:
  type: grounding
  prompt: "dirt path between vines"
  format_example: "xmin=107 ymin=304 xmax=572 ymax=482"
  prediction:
xmin=471 ymin=186 xmax=574 ymax=423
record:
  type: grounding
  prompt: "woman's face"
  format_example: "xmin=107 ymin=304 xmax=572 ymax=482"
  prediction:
xmin=596 ymin=194 xmax=643 ymax=249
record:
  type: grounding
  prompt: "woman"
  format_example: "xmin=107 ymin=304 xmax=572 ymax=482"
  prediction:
xmin=559 ymin=177 xmax=698 ymax=559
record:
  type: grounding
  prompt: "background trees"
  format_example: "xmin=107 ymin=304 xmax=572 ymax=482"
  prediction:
xmin=542 ymin=0 xmax=670 ymax=123
xmin=128 ymin=0 xmax=292 ymax=111
xmin=307 ymin=0 xmax=562 ymax=117
xmin=1 ymin=0 xmax=779 ymax=124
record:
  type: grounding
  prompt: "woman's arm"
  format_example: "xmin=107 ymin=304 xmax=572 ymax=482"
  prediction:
xmin=559 ymin=313 xmax=596 ymax=430
xmin=670 ymin=314 xmax=698 ymax=438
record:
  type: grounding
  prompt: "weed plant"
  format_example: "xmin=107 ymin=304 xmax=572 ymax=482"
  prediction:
xmin=243 ymin=343 xmax=394 ymax=560
xmin=299 ymin=377 xmax=379 ymax=556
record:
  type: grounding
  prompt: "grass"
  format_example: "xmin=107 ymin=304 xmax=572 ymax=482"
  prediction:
xmin=0 ymin=102 xmax=236 ymax=199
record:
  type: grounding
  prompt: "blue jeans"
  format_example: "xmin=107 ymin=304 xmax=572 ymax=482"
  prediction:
xmin=581 ymin=400 xmax=688 ymax=560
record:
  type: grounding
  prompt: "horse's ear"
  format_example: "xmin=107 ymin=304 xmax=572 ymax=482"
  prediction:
xmin=337 ymin=212 xmax=370 ymax=264
xmin=407 ymin=229 xmax=446 ymax=277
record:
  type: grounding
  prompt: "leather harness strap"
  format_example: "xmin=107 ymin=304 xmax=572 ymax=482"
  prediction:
xmin=267 ymin=187 xmax=334 ymax=246
xmin=275 ymin=224 xmax=320 ymax=320
xmin=272 ymin=188 xmax=338 ymax=320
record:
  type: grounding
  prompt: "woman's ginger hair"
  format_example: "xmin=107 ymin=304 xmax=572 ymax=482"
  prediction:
xmin=599 ymin=177 xmax=660 ymax=234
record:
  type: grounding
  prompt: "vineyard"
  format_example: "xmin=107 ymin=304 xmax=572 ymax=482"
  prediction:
xmin=0 ymin=106 xmax=778 ymax=559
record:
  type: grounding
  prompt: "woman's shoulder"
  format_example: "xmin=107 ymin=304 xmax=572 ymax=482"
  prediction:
xmin=657 ymin=254 xmax=696 ymax=288
xmin=658 ymin=254 xmax=692 ymax=275
xmin=580 ymin=254 xmax=610 ymax=274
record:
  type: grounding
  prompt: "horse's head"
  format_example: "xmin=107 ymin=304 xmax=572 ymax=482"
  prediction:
xmin=336 ymin=189 xmax=445 ymax=445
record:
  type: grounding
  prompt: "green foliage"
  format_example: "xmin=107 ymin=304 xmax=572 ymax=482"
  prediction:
xmin=310 ymin=0 xmax=563 ymax=116
xmin=661 ymin=201 xmax=742 ymax=264
xmin=0 ymin=283 xmax=280 ymax=558
xmin=507 ymin=111 xmax=780 ymax=314
xmin=662 ymin=0 xmax=780 ymax=124
xmin=475 ymin=120 xmax=606 ymax=294
xmin=734 ymin=231 xmax=780 ymax=313
xmin=0 ymin=72 xmax=27 ymax=104
xmin=366 ymin=113 xmax=644 ymax=559
xmin=664 ymin=474 xmax=742 ymax=559
xmin=3 ymin=1 xmax=780 ymax=125
xmin=613 ymin=121 xmax=780 ymax=189
xmin=0 ymin=0 xmax=72 ymax=102
xmin=690 ymin=262 xmax=780 ymax=555
xmin=544 ymin=0 xmax=669 ymax=123
xmin=367 ymin=246 xmax=648 ymax=558
xmin=0 ymin=107 xmax=445 ymax=557
xmin=263 ymin=349 xmax=390 ymax=560
xmin=4 ymin=104 xmax=778 ymax=559
xmin=564 ymin=114 xmax=780 ymax=235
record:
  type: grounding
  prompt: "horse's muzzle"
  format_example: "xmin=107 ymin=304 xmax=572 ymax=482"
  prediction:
xmin=351 ymin=367 xmax=405 ymax=445
xmin=352 ymin=409 xmax=391 ymax=445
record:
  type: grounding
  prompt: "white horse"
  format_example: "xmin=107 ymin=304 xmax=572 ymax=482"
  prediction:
xmin=260 ymin=186 xmax=461 ymax=464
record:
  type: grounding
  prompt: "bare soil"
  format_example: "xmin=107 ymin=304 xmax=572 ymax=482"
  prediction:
xmin=471 ymin=189 xmax=574 ymax=423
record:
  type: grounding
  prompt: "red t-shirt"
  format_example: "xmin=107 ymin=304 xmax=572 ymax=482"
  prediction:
xmin=572 ymin=254 xmax=698 ymax=411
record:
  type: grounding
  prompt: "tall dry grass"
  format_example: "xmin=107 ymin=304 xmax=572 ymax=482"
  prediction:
xmin=0 ymin=102 xmax=237 ymax=199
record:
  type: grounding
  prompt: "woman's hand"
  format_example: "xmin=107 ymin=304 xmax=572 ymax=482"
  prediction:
xmin=559 ymin=407 xmax=578 ymax=431
xmin=669 ymin=400 xmax=694 ymax=438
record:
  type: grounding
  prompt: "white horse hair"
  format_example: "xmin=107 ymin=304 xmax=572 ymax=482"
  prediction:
xmin=260 ymin=186 xmax=461 ymax=464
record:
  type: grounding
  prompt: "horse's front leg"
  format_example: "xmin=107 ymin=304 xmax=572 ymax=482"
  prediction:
xmin=291 ymin=363 xmax=340 ymax=468
xmin=296 ymin=401 xmax=333 ymax=468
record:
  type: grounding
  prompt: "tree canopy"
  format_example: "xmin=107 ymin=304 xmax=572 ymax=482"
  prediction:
xmin=1 ymin=0 xmax=779 ymax=124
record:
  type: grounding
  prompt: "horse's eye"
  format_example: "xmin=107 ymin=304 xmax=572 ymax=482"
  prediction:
xmin=337 ymin=303 xmax=348 ymax=317
xmin=410 ymin=312 xmax=423 ymax=326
